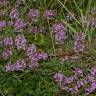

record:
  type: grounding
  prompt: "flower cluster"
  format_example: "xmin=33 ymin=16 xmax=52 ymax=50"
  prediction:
xmin=0 ymin=21 xmax=6 ymax=31
xmin=65 ymin=75 xmax=76 ymax=84
xmin=74 ymin=32 xmax=85 ymax=53
xmin=13 ymin=18 xmax=26 ymax=32
xmin=2 ymin=48 xmax=13 ymax=60
xmin=37 ymin=51 xmax=48 ymax=60
xmin=83 ymin=16 xmax=89 ymax=28
xmin=14 ymin=59 xmax=26 ymax=71
xmin=27 ymin=44 xmax=36 ymax=58
xmin=52 ymin=22 xmax=67 ymax=44
xmin=44 ymin=10 xmax=55 ymax=19
xmin=10 ymin=7 xmax=20 ymax=20
xmin=85 ymin=82 xmax=96 ymax=95
xmin=61 ymin=32 xmax=85 ymax=63
xmin=28 ymin=9 xmax=40 ymax=22
xmin=74 ymin=32 xmax=85 ymax=41
xmin=66 ymin=13 xmax=74 ymax=21
xmin=74 ymin=67 xmax=83 ymax=77
xmin=4 ymin=59 xmax=26 ymax=72
xmin=85 ymin=67 xmax=96 ymax=95
xmin=2 ymin=37 xmax=13 ymax=47
xmin=82 ymin=16 xmax=96 ymax=31
xmin=3 ymin=43 xmax=48 ymax=72
xmin=1 ymin=37 xmax=13 ymax=60
xmin=74 ymin=40 xmax=85 ymax=52
xmin=3 ymin=8 xmax=57 ymax=34
xmin=27 ymin=44 xmax=48 ymax=70
xmin=91 ymin=17 xmax=96 ymax=30
xmin=28 ymin=59 xmax=39 ymax=70
xmin=28 ymin=9 xmax=56 ymax=21
xmin=54 ymin=71 xmax=64 ymax=82
xmin=54 ymin=66 xmax=96 ymax=95
xmin=1 ymin=33 xmax=48 ymax=71
xmin=10 ymin=7 xmax=26 ymax=32
xmin=15 ymin=34 xmax=26 ymax=51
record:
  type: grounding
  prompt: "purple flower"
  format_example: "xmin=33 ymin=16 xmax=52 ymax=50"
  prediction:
xmin=74 ymin=67 xmax=83 ymax=76
xmin=28 ymin=9 xmax=39 ymax=21
xmin=37 ymin=51 xmax=48 ymax=60
xmin=55 ymin=31 xmax=67 ymax=44
xmin=66 ymin=13 xmax=74 ymax=21
xmin=52 ymin=22 xmax=67 ymax=44
xmin=91 ymin=17 xmax=96 ymax=30
xmin=15 ymin=34 xmax=26 ymax=51
xmin=86 ymin=75 xmax=95 ymax=83
xmin=85 ymin=81 xmax=96 ymax=95
xmin=27 ymin=44 xmax=48 ymax=61
xmin=29 ymin=53 xmax=39 ymax=62
xmin=83 ymin=16 xmax=89 ymax=28
xmin=73 ymin=32 xmax=85 ymax=53
xmin=28 ymin=59 xmax=39 ymax=70
xmin=76 ymin=80 xmax=84 ymax=88
xmin=74 ymin=32 xmax=85 ymax=41
xmin=74 ymin=40 xmax=85 ymax=52
xmin=4 ymin=59 xmax=26 ymax=72
xmin=2 ymin=48 xmax=13 ymax=60
xmin=45 ymin=10 xmax=55 ymax=19
xmin=65 ymin=75 xmax=75 ymax=84
xmin=10 ymin=8 xmax=19 ymax=19
xmin=69 ymin=86 xmax=78 ymax=95
xmin=91 ymin=81 xmax=96 ymax=90
xmin=2 ymin=37 xmax=13 ymax=47
xmin=0 ymin=21 xmax=6 ymax=31
xmin=85 ymin=88 xmax=92 ymax=95
xmin=14 ymin=18 xmax=26 ymax=32
xmin=52 ymin=22 xmax=67 ymax=33
xmin=27 ymin=44 xmax=48 ymax=70
xmin=90 ymin=67 xmax=96 ymax=76
xmin=27 ymin=44 xmax=37 ymax=59
xmin=54 ymin=71 xmax=63 ymax=82
xmin=4 ymin=63 xmax=15 ymax=72
xmin=14 ymin=59 xmax=26 ymax=71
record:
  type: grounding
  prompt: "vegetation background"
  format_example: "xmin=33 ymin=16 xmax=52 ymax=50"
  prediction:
xmin=0 ymin=0 xmax=96 ymax=96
